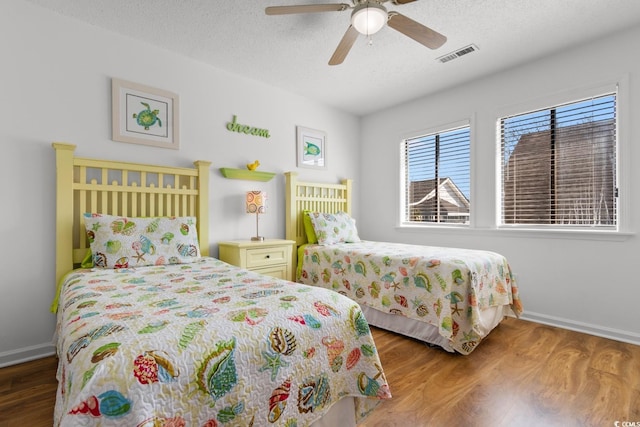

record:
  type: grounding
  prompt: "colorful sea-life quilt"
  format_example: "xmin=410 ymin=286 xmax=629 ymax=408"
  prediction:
xmin=54 ymin=257 xmax=391 ymax=426
xmin=298 ymin=241 xmax=523 ymax=355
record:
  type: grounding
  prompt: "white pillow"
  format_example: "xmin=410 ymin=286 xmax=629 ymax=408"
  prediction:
xmin=308 ymin=211 xmax=361 ymax=245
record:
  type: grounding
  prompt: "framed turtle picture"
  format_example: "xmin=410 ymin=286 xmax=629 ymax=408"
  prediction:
xmin=296 ymin=126 xmax=326 ymax=169
xmin=112 ymin=78 xmax=179 ymax=149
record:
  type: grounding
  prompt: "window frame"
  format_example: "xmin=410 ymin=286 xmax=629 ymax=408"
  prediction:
xmin=399 ymin=118 xmax=473 ymax=228
xmin=494 ymin=79 xmax=629 ymax=235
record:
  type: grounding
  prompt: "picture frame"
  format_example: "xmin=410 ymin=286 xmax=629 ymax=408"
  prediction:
xmin=296 ymin=126 xmax=327 ymax=169
xmin=112 ymin=78 xmax=179 ymax=149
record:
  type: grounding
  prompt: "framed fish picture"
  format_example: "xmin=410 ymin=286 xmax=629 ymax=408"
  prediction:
xmin=296 ymin=126 xmax=326 ymax=169
xmin=112 ymin=78 xmax=180 ymax=149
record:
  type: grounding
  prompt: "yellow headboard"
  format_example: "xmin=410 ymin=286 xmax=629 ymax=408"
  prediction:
xmin=284 ymin=171 xmax=352 ymax=248
xmin=53 ymin=143 xmax=211 ymax=286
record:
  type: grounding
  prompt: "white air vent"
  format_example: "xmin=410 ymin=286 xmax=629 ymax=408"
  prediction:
xmin=437 ymin=44 xmax=479 ymax=63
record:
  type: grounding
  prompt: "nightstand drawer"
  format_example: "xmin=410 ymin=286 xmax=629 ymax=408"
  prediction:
xmin=252 ymin=264 xmax=289 ymax=280
xmin=245 ymin=247 xmax=288 ymax=268
xmin=217 ymin=239 xmax=296 ymax=281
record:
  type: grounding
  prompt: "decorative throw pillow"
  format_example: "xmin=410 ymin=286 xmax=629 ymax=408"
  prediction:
xmin=308 ymin=211 xmax=360 ymax=245
xmin=83 ymin=213 xmax=201 ymax=268
xmin=302 ymin=210 xmax=318 ymax=244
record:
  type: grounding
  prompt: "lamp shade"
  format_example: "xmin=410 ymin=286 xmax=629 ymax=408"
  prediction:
xmin=351 ymin=3 xmax=387 ymax=35
xmin=246 ymin=191 xmax=266 ymax=214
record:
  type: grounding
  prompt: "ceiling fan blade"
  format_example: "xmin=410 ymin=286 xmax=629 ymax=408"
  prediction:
xmin=265 ymin=4 xmax=350 ymax=15
xmin=392 ymin=0 xmax=419 ymax=4
xmin=387 ymin=12 xmax=446 ymax=49
xmin=329 ymin=25 xmax=359 ymax=65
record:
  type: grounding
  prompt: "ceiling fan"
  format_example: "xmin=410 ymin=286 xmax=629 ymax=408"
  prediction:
xmin=265 ymin=0 xmax=447 ymax=65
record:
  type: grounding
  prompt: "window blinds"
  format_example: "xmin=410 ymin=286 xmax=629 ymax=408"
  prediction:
xmin=500 ymin=94 xmax=617 ymax=228
xmin=403 ymin=126 xmax=470 ymax=224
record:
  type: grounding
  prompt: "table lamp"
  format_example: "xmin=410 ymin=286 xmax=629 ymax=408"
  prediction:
xmin=246 ymin=191 xmax=266 ymax=241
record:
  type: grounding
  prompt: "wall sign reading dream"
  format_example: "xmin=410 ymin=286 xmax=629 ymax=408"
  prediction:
xmin=226 ymin=115 xmax=271 ymax=138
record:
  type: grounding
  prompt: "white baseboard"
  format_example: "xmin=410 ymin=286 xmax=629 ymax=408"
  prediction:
xmin=0 ymin=343 xmax=56 ymax=368
xmin=519 ymin=311 xmax=640 ymax=347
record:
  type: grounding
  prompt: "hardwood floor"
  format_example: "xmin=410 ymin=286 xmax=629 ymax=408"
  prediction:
xmin=0 ymin=355 xmax=57 ymax=427
xmin=361 ymin=317 xmax=640 ymax=427
xmin=1 ymin=318 xmax=638 ymax=426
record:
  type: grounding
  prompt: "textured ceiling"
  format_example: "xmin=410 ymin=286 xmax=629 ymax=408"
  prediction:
xmin=24 ymin=0 xmax=640 ymax=116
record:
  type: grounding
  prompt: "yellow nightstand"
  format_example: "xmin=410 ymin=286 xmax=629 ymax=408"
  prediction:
xmin=218 ymin=239 xmax=296 ymax=281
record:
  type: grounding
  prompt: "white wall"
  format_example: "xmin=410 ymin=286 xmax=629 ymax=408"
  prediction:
xmin=359 ymin=25 xmax=640 ymax=344
xmin=0 ymin=0 xmax=361 ymax=366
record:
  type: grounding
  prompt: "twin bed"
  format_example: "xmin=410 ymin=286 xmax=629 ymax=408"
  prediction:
xmin=285 ymin=172 xmax=523 ymax=355
xmin=51 ymin=144 xmax=390 ymax=427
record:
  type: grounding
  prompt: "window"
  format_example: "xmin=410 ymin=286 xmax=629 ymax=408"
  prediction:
xmin=499 ymin=93 xmax=617 ymax=229
xmin=401 ymin=124 xmax=471 ymax=225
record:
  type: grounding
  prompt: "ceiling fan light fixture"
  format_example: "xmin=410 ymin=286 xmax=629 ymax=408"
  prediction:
xmin=351 ymin=3 xmax=387 ymax=35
